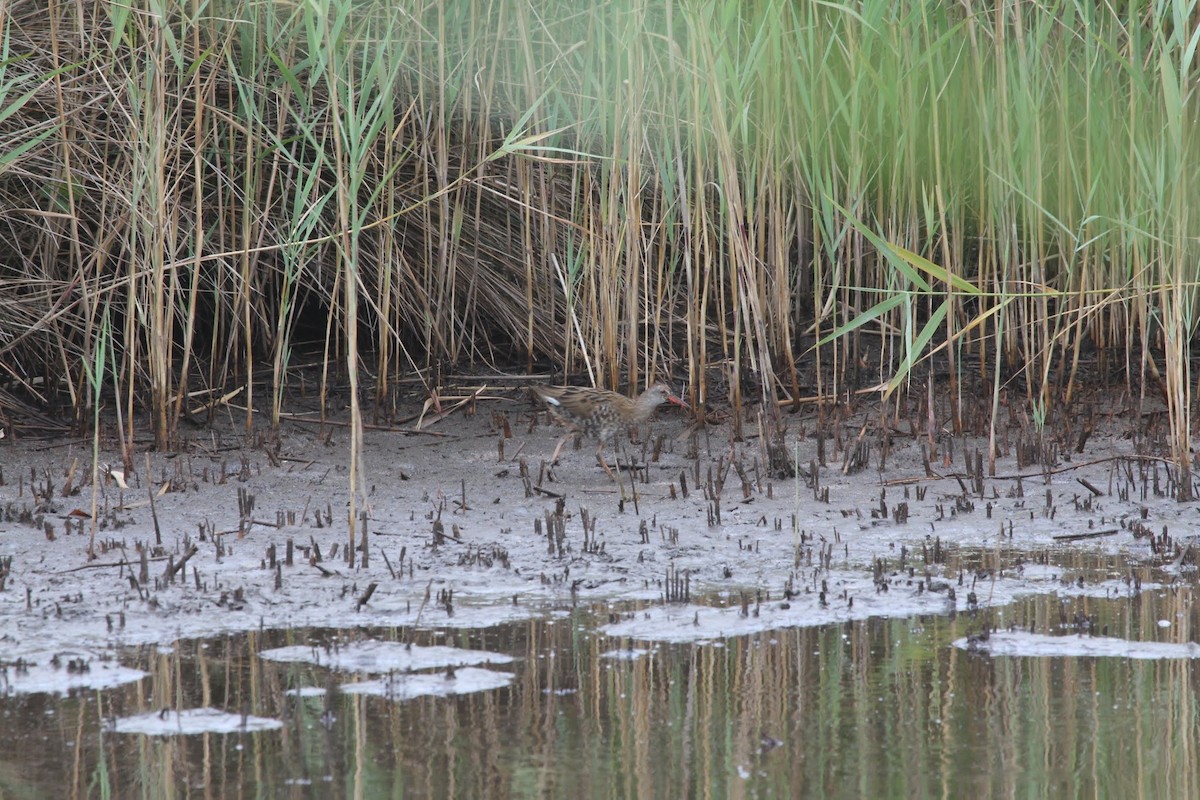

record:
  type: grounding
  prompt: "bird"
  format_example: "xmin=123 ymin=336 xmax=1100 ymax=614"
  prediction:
xmin=530 ymin=381 xmax=688 ymax=480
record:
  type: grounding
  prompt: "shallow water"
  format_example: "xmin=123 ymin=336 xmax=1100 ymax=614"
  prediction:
xmin=2 ymin=578 xmax=1197 ymax=800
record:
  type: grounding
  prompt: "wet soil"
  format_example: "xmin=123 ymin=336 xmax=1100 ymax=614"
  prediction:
xmin=0 ymin=386 xmax=1196 ymax=684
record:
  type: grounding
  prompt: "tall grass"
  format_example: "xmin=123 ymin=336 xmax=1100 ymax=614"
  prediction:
xmin=1 ymin=1 xmax=1198 ymax=492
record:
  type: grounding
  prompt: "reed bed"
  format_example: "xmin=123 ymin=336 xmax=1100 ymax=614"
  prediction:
xmin=0 ymin=1 xmax=1197 ymax=492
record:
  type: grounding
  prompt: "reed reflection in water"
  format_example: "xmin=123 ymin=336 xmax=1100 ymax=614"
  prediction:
xmin=1 ymin=588 xmax=1196 ymax=798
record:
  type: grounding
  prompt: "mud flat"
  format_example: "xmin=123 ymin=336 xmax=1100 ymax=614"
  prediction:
xmin=1 ymin=391 xmax=1195 ymax=692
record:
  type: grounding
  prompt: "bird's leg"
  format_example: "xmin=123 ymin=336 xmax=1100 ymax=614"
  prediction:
xmin=595 ymin=442 xmax=619 ymax=483
xmin=597 ymin=442 xmax=629 ymax=501
xmin=549 ymin=432 xmax=572 ymax=465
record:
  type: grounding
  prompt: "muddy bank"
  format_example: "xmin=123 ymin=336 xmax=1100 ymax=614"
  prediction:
xmin=0 ymin=389 xmax=1194 ymax=691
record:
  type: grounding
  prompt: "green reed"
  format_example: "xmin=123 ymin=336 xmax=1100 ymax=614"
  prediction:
xmin=1 ymin=0 xmax=1198 ymax=485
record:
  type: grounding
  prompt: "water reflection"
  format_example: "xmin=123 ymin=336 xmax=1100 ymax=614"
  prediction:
xmin=1 ymin=587 xmax=1197 ymax=798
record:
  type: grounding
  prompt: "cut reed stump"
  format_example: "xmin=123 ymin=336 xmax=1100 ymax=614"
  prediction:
xmin=531 ymin=382 xmax=688 ymax=481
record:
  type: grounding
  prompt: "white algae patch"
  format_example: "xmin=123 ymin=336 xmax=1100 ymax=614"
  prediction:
xmin=0 ymin=650 xmax=147 ymax=696
xmin=600 ymin=647 xmax=656 ymax=660
xmin=261 ymin=640 xmax=515 ymax=700
xmin=600 ymin=588 xmax=961 ymax=642
xmin=259 ymin=640 xmax=513 ymax=672
xmin=339 ymin=667 xmax=513 ymax=699
xmin=953 ymin=631 xmax=1200 ymax=659
xmin=110 ymin=707 xmax=283 ymax=735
